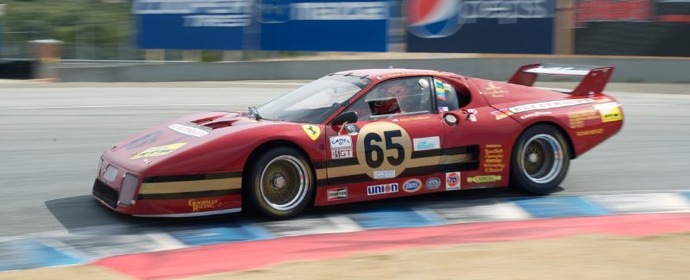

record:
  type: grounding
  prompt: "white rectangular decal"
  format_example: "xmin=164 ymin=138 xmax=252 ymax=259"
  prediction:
xmin=329 ymin=136 xmax=353 ymax=149
xmin=367 ymin=183 xmax=399 ymax=196
xmin=373 ymin=170 xmax=396 ymax=179
xmin=168 ymin=123 xmax=209 ymax=137
xmin=413 ymin=136 xmax=440 ymax=151
xmin=331 ymin=148 xmax=353 ymax=159
xmin=508 ymin=99 xmax=597 ymax=114
xmin=327 ymin=188 xmax=348 ymax=201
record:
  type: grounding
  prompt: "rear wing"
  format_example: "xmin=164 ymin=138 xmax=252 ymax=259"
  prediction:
xmin=508 ymin=64 xmax=615 ymax=96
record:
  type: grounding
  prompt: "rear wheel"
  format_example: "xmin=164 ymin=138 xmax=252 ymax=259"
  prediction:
xmin=246 ymin=147 xmax=314 ymax=219
xmin=510 ymin=124 xmax=570 ymax=194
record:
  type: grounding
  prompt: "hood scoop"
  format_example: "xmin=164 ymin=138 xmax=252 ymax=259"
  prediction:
xmin=191 ymin=113 xmax=244 ymax=130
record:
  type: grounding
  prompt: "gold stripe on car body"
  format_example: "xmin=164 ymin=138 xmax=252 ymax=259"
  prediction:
xmin=139 ymin=177 xmax=242 ymax=195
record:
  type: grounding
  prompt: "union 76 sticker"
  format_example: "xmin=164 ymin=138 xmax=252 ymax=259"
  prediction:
xmin=445 ymin=172 xmax=461 ymax=191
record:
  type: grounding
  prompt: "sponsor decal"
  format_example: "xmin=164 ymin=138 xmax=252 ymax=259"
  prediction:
xmin=168 ymin=123 xmax=209 ymax=137
xmin=467 ymin=175 xmax=502 ymax=184
xmin=520 ymin=111 xmax=552 ymax=120
xmin=302 ymin=125 xmax=321 ymax=140
xmin=188 ymin=199 xmax=219 ymax=212
xmin=327 ymin=188 xmax=348 ymax=201
xmin=576 ymin=128 xmax=604 ymax=137
xmin=510 ymin=99 xmax=596 ymax=114
xmin=395 ymin=115 xmax=432 ymax=122
xmin=373 ymin=170 xmax=396 ymax=179
xmin=445 ymin=172 xmax=461 ymax=191
xmin=594 ymin=103 xmax=623 ymax=122
xmin=331 ymin=148 xmax=353 ymax=159
xmin=367 ymin=183 xmax=399 ymax=196
xmin=406 ymin=0 xmax=553 ymax=39
xmin=413 ymin=136 xmax=441 ymax=151
xmin=403 ymin=179 xmax=423 ymax=193
xmin=484 ymin=82 xmax=508 ymax=97
xmin=126 ymin=131 xmax=162 ymax=149
xmin=426 ymin=177 xmax=441 ymax=190
xmin=330 ymin=135 xmax=353 ymax=149
xmin=131 ymin=142 xmax=186 ymax=159
xmin=493 ymin=98 xmax=611 ymax=120
xmin=483 ymin=144 xmax=505 ymax=173
xmin=434 ymin=80 xmax=447 ymax=100
xmin=568 ymin=110 xmax=599 ymax=128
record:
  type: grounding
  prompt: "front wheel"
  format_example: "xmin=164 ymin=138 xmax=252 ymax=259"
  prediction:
xmin=246 ymin=147 xmax=314 ymax=219
xmin=510 ymin=124 xmax=570 ymax=194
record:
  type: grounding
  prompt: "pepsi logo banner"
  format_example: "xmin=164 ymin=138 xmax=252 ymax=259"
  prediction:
xmin=405 ymin=0 xmax=556 ymax=54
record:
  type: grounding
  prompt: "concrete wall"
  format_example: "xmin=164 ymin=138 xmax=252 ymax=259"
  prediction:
xmin=54 ymin=56 xmax=690 ymax=83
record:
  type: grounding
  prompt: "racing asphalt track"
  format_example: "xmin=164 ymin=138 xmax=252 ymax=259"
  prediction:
xmin=0 ymin=81 xmax=689 ymax=275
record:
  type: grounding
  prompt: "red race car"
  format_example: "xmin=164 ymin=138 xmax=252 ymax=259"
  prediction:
xmin=93 ymin=64 xmax=623 ymax=218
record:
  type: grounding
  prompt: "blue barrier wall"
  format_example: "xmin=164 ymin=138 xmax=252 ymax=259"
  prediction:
xmin=133 ymin=0 xmax=389 ymax=52
xmin=133 ymin=0 xmax=251 ymax=50
xmin=259 ymin=0 xmax=389 ymax=51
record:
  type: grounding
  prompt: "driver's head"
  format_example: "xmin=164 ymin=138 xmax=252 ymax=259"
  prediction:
xmin=381 ymin=82 xmax=411 ymax=98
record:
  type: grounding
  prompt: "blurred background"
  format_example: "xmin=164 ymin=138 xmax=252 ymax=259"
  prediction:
xmin=0 ymin=0 xmax=688 ymax=59
xmin=0 ymin=0 xmax=688 ymax=79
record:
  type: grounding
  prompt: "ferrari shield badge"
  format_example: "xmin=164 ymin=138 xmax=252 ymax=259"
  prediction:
xmin=302 ymin=125 xmax=321 ymax=141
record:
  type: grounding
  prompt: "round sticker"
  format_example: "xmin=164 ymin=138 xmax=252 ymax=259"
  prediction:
xmin=403 ymin=179 xmax=422 ymax=193
xmin=356 ymin=122 xmax=412 ymax=179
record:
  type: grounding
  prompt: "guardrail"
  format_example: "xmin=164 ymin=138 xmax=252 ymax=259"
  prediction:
xmin=51 ymin=55 xmax=690 ymax=83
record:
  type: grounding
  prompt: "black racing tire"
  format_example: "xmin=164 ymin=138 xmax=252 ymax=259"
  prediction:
xmin=246 ymin=147 xmax=315 ymax=219
xmin=510 ymin=124 xmax=571 ymax=194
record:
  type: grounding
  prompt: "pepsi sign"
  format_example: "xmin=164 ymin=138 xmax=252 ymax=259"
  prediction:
xmin=405 ymin=0 xmax=556 ymax=54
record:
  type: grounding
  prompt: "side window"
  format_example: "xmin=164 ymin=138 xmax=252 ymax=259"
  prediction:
xmin=433 ymin=78 xmax=462 ymax=112
xmin=348 ymin=77 xmax=433 ymax=121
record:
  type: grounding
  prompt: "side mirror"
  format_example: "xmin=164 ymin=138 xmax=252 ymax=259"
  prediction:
xmin=332 ymin=111 xmax=358 ymax=125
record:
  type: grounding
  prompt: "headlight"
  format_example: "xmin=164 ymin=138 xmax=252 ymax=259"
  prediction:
xmin=118 ymin=173 xmax=139 ymax=207
xmin=103 ymin=164 xmax=119 ymax=183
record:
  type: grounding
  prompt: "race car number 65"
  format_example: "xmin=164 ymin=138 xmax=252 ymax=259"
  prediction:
xmin=364 ymin=130 xmax=404 ymax=168
xmin=356 ymin=122 xmax=412 ymax=179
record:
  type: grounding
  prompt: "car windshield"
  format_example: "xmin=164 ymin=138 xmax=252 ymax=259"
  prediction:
xmin=257 ymin=74 xmax=370 ymax=124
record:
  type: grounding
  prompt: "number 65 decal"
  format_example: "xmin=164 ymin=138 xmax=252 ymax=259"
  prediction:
xmin=364 ymin=130 xmax=405 ymax=168
xmin=356 ymin=122 xmax=412 ymax=179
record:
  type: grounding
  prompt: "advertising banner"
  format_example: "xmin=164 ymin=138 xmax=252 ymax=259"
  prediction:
xmin=133 ymin=0 xmax=389 ymax=52
xmin=404 ymin=0 xmax=556 ymax=54
xmin=258 ymin=0 xmax=389 ymax=52
xmin=133 ymin=0 xmax=252 ymax=50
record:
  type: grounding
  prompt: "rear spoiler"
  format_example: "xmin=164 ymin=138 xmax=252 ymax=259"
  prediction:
xmin=508 ymin=64 xmax=615 ymax=96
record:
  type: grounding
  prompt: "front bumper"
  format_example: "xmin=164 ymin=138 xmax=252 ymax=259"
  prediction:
xmin=92 ymin=157 xmax=243 ymax=217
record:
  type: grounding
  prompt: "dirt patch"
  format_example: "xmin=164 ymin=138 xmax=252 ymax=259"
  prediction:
xmin=4 ymin=233 xmax=689 ymax=280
